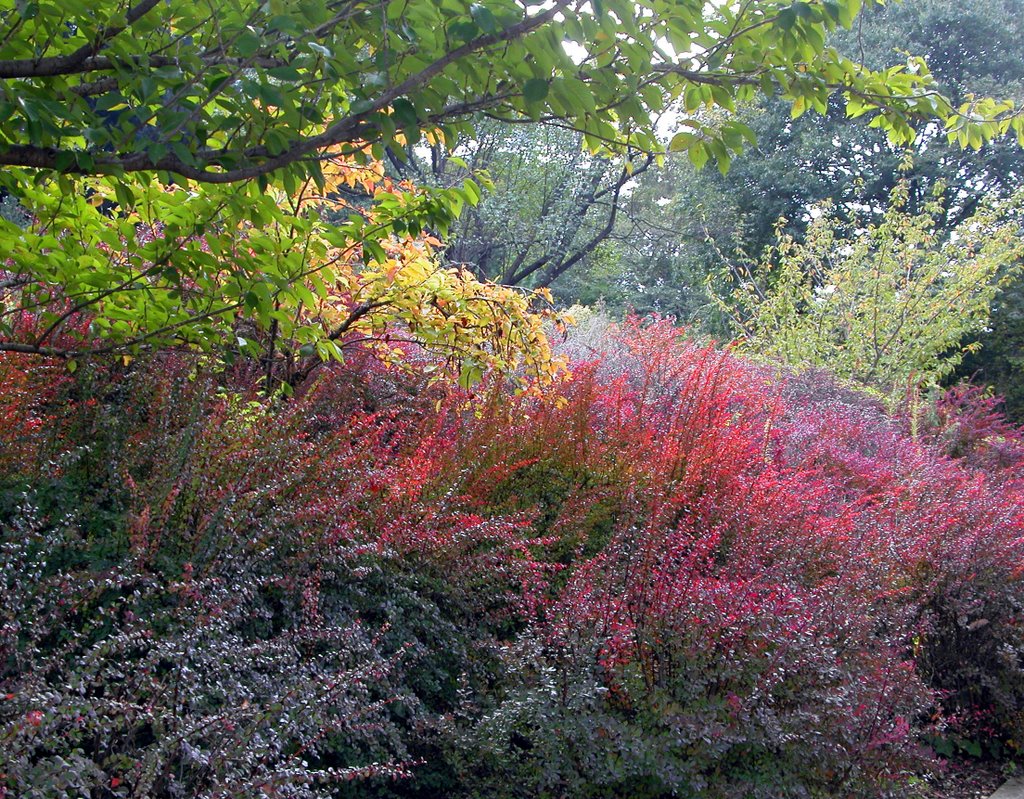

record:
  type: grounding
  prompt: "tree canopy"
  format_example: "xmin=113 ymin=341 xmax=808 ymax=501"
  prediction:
xmin=1 ymin=0 xmax=1022 ymax=372
xmin=6 ymin=0 xmax=1014 ymax=181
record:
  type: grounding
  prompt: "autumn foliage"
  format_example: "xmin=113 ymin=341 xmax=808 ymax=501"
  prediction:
xmin=0 ymin=148 xmax=566 ymax=396
xmin=2 ymin=317 xmax=1023 ymax=798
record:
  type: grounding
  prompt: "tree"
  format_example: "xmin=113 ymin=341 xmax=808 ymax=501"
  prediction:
xmin=442 ymin=1 xmax=1024 ymax=330
xmin=426 ymin=121 xmax=724 ymax=323
xmin=0 ymin=0 xmax=1020 ymax=369
xmin=685 ymin=0 xmax=1024 ymax=412
xmin=558 ymin=143 xmax=745 ymax=324
xmin=724 ymin=180 xmax=1024 ymax=398
xmin=698 ymin=0 xmax=1024 ymax=256
xmin=424 ymin=120 xmax=652 ymax=292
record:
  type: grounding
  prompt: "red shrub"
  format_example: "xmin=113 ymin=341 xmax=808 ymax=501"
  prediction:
xmin=915 ymin=384 xmax=1024 ymax=481
xmin=3 ymin=315 xmax=1024 ymax=798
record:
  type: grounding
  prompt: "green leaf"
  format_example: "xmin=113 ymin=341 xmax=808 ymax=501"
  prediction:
xmin=268 ymin=65 xmax=302 ymax=82
xmin=668 ymin=131 xmax=696 ymax=151
xmin=458 ymin=361 xmax=484 ymax=389
xmin=462 ymin=179 xmax=481 ymax=205
xmin=469 ymin=3 xmax=497 ymax=34
xmin=53 ymin=151 xmax=75 ymax=172
xmin=236 ymin=30 xmax=262 ymax=57
xmin=448 ymin=20 xmax=478 ymax=42
xmin=114 ymin=181 xmax=135 ymax=208
xmin=551 ymin=77 xmax=596 ymax=115
xmin=688 ymin=142 xmax=710 ymax=169
xmin=392 ymin=97 xmax=419 ymax=128
xmin=523 ymin=78 xmax=549 ymax=103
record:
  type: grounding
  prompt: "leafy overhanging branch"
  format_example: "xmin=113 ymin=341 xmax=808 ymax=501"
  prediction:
xmin=2 ymin=0 xmax=1019 ymax=188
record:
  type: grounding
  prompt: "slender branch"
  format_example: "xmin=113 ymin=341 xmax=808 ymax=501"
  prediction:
xmin=0 ymin=341 xmax=73 ymax=357
xmin=537 ymin=159 xmax=644 ymax=288
xmin=506 ymin=155 xmax=650 ymax=287
xmin=288 ymin=299 xmax=392 ymax=386
xmin=0 ymin=276 xmax=32 ymax=291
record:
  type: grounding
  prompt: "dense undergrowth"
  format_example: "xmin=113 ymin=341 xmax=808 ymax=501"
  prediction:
xmin=2 ymin=318 xmax=1023 ymax=798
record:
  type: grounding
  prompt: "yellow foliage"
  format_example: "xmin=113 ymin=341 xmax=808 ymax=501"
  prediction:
xmin=725 ymin=180 xmax=1024 ymax=399
xmin=276 ymin=147 xmax=569 ymax=388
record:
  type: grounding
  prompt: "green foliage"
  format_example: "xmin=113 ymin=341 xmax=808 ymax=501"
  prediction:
xmin=575 ymin=0 xmax=1024 ymax=335
xmin=726 ymin=180 xmax=1024 ymax=396
xmin=0 ymin=0 xmax=1013 ymax=186
xmin=0 ymin=0 xmax=1020 ymax=364
xmin=959 ymin=285 xmax=1024 ymax=420
xmin=0 ymin=155 xmax=570 ymax=392
xmin=747 ymin=0 xmax=1024 ymax=249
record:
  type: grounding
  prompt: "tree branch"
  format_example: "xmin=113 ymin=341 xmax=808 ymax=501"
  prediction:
xmin=0 ymin=0 xmax=164 ymax=79
xmin=288 ymin=299 xmax=392 ymax=386
xmin=506 ymin=155 xmax=650 ymax=287
xmin=536 ymin=159 xmax=644 ymax=288
xmin=0 ymin=4 xmax=570 ymax=183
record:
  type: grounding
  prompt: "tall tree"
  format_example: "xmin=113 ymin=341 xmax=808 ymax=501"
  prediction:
xmin=721 ymin=0 xmax=1024 ymax=249
xmin=425 ymin=120 xmax=652 ymax=291
xmin=586 ymin=0 xmax=1024 ymax=404
xmin=719 ymin=0 xmax=1024 ymax=413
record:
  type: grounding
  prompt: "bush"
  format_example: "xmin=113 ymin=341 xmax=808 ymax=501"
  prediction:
xmin=2 ymin=318 xmax=1023 ymax=798
xmin=0 ymin=499 xmax=417 ymax=799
